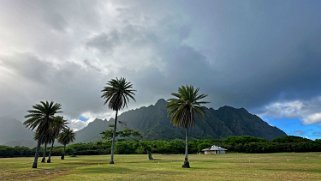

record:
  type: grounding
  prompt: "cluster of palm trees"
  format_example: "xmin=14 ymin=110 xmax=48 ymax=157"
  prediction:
xmin=24 ymin=101 xmax=75 ymax=168
xmin=25 ymin=77 xmax=208 ymax=169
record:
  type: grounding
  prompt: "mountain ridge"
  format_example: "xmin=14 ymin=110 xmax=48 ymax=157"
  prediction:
xmin=75 ymin=99 xmax=286 ymax=142
xmin=0 ymin=100 xmax=286 ymax=146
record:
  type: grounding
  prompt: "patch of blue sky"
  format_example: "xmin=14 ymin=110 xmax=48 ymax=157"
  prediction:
xmin=262 ymin=116 xmax=321 ymax=140
xmin=79 ymin=115 xmax=89 ymax=122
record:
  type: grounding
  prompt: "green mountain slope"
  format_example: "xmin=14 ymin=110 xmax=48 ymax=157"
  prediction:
xmin=75 ymin=99 xmax=286 ymax=142
xmin=75 ymin=118 xmax=108 ymax=143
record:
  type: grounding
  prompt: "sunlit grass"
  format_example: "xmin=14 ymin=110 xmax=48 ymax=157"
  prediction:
xmin=1 ymin=153 xmax=321 ymax=180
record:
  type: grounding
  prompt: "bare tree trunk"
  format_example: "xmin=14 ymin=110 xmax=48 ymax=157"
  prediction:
xmin=61 ymin=144 xmax=66 ymax=160
xmin=41 ymin=143 xmax=47 ymax=163
xmin=110 ymin=110 xmax=118 ymax=164
xmin=182 ymin=128 xmax=190 ymax=168
xmin=47 ymin=141 xmax=54 ymax=163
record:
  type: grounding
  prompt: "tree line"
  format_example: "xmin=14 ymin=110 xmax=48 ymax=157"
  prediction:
xmin=2 ymin=136 xmax=321 ymax=157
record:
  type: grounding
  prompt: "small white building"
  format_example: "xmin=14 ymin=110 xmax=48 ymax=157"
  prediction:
xmin=202 ymin=145 xmax=227 ymax=154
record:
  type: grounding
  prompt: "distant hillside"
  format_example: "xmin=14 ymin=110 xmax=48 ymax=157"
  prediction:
xmin=75 ymin=99 xmax=286 ymax=142
xmin=0 ymin=117 xmax=35 ymax=147
xmin=75 ymin=118 xmax=108 ymax=143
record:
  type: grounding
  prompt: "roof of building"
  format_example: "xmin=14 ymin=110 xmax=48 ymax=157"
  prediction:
xmin=202 ymin=145 xmax=227 ymax=151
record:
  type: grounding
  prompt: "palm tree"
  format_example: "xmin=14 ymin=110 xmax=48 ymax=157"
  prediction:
xmin=24 ymin=101 xmax=62 ymax=168
xmin=167 ymin=85 xmax=208 ymax=168
xmin=101 ymin=77 xmax=136 ymax=164
xmin=58 ymin=128 xmax=75 ymax=160
xmin=47 ymin=116 xmax=67 ymax=163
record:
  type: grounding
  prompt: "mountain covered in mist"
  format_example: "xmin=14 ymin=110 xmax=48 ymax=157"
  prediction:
xmin=0 ymin=117 xmax=35 ymax=147
xmin=75 ymin=99 xmax=286 ymax=142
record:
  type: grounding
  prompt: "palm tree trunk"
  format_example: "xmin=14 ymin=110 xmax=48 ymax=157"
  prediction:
xmin=147 ymin=150 xmax=153 ymax=160
xmin=41 ymin=143 xmax=47 ymax=163
xmin=110 ymin=109 xmax=118 ymax=164
xmin=182 ymin=128 xmax=190 ymax=168
xmin=61 ymin=144 xmax=66 ymax=160
xmin=32 ymin=138 xmax=42 ymax=168
xmin=47 ymin=141 xmax=54 ymax=163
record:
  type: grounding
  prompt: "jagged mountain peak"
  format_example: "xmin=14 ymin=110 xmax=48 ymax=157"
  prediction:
xmin=75 ymin=99 xmax=286 ymax=142
xmin=155 ymin=98 xmax=167 ymax=106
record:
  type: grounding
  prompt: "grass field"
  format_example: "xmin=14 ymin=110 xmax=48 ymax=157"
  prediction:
xmin=1 ymin=153 xmax=321 ymax=181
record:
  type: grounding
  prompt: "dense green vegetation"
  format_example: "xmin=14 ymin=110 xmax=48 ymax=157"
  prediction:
xmin=2 ymin=136 xmax=321 ymax=158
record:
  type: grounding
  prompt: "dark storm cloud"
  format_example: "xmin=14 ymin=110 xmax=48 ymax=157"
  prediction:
xmin=1 ymin=0 xmax=321 ymax=129
xmin=178 ymin=0 xmax=321 ymax=109
xmin=123 ymin=0 xmax=321 ymax=110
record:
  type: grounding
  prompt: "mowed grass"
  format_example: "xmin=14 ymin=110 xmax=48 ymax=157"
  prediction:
xmin=1 ymin=153 xmax=321 ymax=181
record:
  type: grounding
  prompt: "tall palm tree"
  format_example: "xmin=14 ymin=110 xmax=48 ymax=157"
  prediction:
xmin=101 ymin=77 xmax=136 ymax=164
xmin=47 ymin=116 xmax=67 ymax=163
xmin=58 ymin=128 xmax=75 ymax=160
xmin=167 ymin=85 xmax=208 ymax=168
xmin=24 ymin=101 xmax=62 ymax=168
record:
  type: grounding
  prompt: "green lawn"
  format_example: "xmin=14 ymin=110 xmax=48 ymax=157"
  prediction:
xmin=1 ymin=153 xmax=321 ymax=180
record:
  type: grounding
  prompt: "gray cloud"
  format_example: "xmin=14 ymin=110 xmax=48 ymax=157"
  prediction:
xmin=86 ymin=32 xmax=120 ymax=53
xmin=0 ymin=53 xmax=107 ymax=123
xmin=260 ymin=97 xmax=321 ymax=124
xmin=1 ymin=0 xmax=321 ymax=130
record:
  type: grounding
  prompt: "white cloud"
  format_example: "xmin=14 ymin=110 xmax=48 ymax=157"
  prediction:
xmin=304 ymin=113 xmax=321 ymax=124
xmin=65 ymin=110 xmax=117 ymax=131
xmin=69 ymin=119 xmax=87 ymax=131
xmin=260 ymin=97 xmax=321 ymax=125
xmin=263 ymin=100 xmax=304 ymax=118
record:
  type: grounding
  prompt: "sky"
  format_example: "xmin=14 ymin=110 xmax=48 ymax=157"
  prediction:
xmin=1 ymin=0 xmax=321 ymax=139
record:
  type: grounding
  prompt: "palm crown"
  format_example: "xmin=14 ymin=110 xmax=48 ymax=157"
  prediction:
xmin=34 ymin=116 xmax=67 ymax=143
xmin=167 ymin=85 xmax=208 ymax=128
xmin=58 ymin=128 xmax=75 ymax=145
xmin=49 ymin=116 xmax=68 ymax=141
xmin=101 ymin=77 xmax=136 ymax=111
xmin=24 ymin=101 xmax=62 ymax=134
